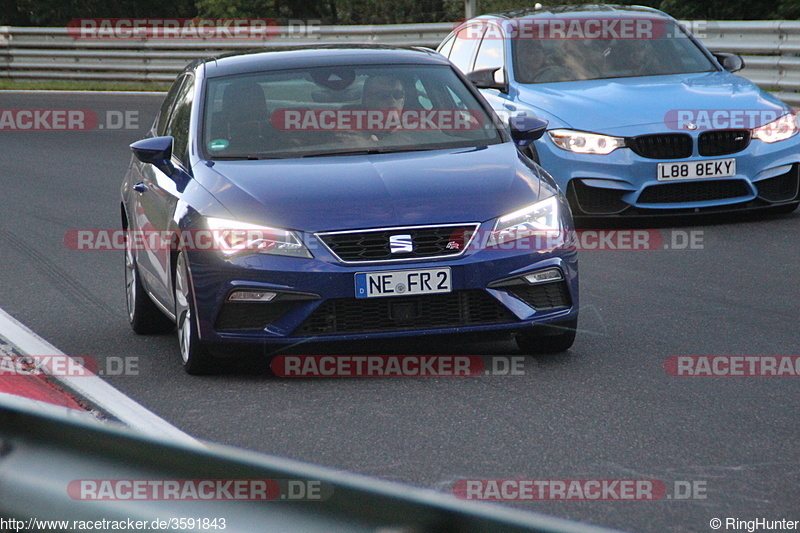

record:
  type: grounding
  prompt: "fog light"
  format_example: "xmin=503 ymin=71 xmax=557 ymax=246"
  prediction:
xmin=523 ymin=268 xmax=563 ymax=284
xmin=227 ymin=290 xmax=277 ymax=302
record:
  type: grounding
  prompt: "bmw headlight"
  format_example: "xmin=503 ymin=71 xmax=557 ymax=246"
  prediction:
xmin=548 ymin=129 xmax=626 ymax=155
xmin=488 ymin=196 xmax=561 ymax=246
xmin=751 ymin=113 xmax=799 ymax=143
xmin=205 ymin=217 xmax=312 ymax=258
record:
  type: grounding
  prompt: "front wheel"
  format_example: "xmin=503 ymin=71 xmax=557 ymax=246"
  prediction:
xmin=516 ymin=316 xmax=578 ymax=355
xmin=175 ymin=253 xmax=217 ymax=375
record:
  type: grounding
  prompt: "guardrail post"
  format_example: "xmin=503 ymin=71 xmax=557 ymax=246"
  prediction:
xmin=0 ymin=26 xmax=9 ymax=77
xmin=465 ymin=0 xmax=477 ymax=19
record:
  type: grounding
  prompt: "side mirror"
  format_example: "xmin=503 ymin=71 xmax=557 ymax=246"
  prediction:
xmin=467 ymin=67 xmax=508 ymax=92
xmin=508 ymin=116 xmax=548 ymax=146
xmin=713 ymin=52 xmax=744 ymax=73
xmin=130 ymin=136 xmax=176 ymax=176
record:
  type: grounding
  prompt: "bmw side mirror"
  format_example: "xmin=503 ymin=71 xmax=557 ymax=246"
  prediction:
xmin=130 ymin=136 xmax=176 ymax=176
xmin=713 ymin=52 xmax=744 ymax=73
xmin=467 ymin=67 xmax=508 ymax=93
xmin=508 ymin=116 xmax=548 ymax=146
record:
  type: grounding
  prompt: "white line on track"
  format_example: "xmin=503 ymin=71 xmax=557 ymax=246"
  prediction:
xmin=0 ymin=305 xmax=198 ymax=445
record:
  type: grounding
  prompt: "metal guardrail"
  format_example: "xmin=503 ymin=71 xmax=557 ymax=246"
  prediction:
xmin=685 ymin=21 xmax=800 ymax=106
xmin=0 ymin=21 xmax=799 ymax=105
xmin=0 ymin=396 xmax=621 ymax=533
xmin=0 ymin=24 xmax=452 ymax=83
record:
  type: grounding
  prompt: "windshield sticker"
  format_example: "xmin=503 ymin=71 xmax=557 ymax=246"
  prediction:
xmin=208 ymin=139 xmax=229 ymax=150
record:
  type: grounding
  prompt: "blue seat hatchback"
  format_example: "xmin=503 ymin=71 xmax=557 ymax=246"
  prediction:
xmin=121 ymin=45 xmax=579 ymax=374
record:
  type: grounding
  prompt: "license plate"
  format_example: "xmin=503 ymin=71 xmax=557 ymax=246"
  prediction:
xmin=355 ymin=267 xmax=451 ymax=298
xmin=657 ymin=158 xmax=736 ymax=181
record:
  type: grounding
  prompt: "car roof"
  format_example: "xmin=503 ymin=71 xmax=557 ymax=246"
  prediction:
xmin=473 ymin=4 xmax=670 ymax=21
xmin=192 ymin=45 xmax=450 ymax=78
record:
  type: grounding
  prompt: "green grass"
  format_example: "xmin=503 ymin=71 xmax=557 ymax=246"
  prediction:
xmin=0 ymin=79 xmax=170 ymax=92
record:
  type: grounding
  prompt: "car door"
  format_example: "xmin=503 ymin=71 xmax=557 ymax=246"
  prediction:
xmin=132 ymin=73 xmax=195 ymax=311
xmin=128 ymin=74 xmax=186 ymax=305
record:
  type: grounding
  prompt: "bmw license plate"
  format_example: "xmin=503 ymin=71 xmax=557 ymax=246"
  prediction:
xmin=657 ymin=158 xmax=736 ymax=181
xmin=355 ymin=268 xmax=451 ymax=298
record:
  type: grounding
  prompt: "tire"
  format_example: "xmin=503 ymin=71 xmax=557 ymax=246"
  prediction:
xmin=174 ymin=252 xmax=217 ymax=375
xmin=125 ymin=233 xmax=174 ymax=334
xmin=516 ymin=316 xmax=578 ymax=355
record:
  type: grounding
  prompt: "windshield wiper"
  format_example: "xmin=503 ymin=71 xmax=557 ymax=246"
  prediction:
xmin=210 ymin=155 xmax=294 ymax=160
xmin=212 ymin=147 xmax=453 ymax=161
xmin=299 ymin=148 xmax=389 ymax=158
xmin=300 ymin=146 xmax=448 ymax=158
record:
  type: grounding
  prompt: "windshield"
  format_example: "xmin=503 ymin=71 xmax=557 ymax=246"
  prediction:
xmin=202 ymin=64 xmax=503 ymax=159
xmin=512 ymin=18 xmax=717 ymax=83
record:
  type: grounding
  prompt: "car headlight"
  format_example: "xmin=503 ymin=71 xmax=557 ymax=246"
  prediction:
xmin=751 ymin=113 xmax=799 ymax=143
xmin=488 ymin=196 xmax=561 ymax=246
xmin=548 ymin=129 xmax=626 ymax=155
xmin=205 ymin=217 xmax=312 ymax=258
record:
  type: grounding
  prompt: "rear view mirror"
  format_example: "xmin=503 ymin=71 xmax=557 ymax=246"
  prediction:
xmin=130 ymin=136 xmax=176 ymax=176
xmin=713 ymin=52 xmax=744 ymax=73
xmin=467 ymin=68 xmax=508 ymax=92
xmin=509 ymin=116 xmax=548 ymax=146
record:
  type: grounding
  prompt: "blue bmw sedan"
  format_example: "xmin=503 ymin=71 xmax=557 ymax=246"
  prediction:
xmin=438 ymin=5 xmax=800 ymax=218
xmin=121 ymin=46 xmax=579 ymax=374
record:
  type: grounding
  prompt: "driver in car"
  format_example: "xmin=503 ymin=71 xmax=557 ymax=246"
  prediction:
xmin=354 ymin=74 xmax=406 ymax=141
xmin=515 ymin=40 xmax=584 ymax=83
xmin=361 ymin=74 xmax=406 ymax=111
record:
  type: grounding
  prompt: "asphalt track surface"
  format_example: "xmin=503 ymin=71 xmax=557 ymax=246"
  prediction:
xmin=1 ymin=92 xmax=798 ymax=532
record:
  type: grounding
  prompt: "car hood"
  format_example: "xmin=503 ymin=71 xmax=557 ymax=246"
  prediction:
xmin=196 ymin=143 xmax=544 ymax=232
xmin=515 ymin=71 xmax=791 ymax=137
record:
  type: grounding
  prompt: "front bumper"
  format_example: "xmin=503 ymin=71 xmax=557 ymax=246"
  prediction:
xmin=536 ymin=134 xmax=800 ymax=217
xmin=185 ymin=222 xmax=579 ymax=348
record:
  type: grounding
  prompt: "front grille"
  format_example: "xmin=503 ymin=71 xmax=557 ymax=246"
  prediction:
xmin=506 ymin=281 xmax=572 ymax=311
xmin=568 ymin=180 xmax=629 ymax=215
xmin=317 ymin=224 xmax=478 ymax=263
xmin=638 ymin=179 xmax=751 ymax=204
xmin=698 ymin=130 xmax=750 ymax=156
xmin=755 ymin=166 xmax=800 ymax=202
xmin=214 ymin=301 xmax=302 ymax=331
xmin=293 ymin=290 xmax=514 ymax=336
xmin=628 ymin=133 xmax=693 ymax=159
